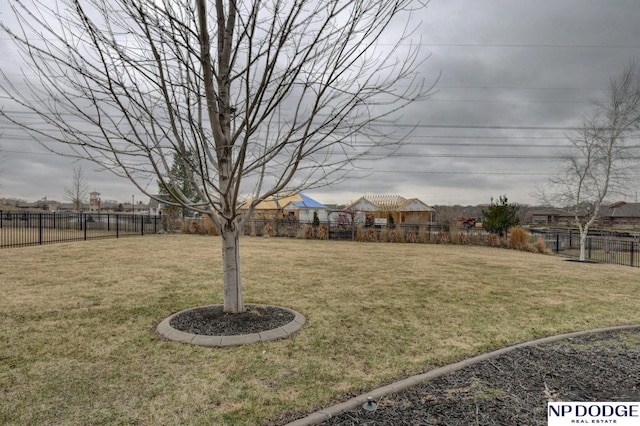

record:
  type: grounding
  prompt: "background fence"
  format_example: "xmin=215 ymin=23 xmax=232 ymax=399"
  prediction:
xmin=4 ymin=212 xmax=638 ymax=268
xmin=530 ymin=228 xmax=640 ymax=268
xmin=244 ymin=219 xmax=639 ymax=268
xmin=0 ymin=211 xmax=159 ymax=249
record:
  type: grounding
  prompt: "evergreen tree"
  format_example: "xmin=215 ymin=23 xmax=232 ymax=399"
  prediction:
xmin=158 ymin=152 xmax=199 ymax=218
xmin=482 ymin=195 xmax=520 ymax=237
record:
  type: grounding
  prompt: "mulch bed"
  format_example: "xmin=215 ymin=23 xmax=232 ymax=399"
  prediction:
xmin=167 ymin=306 xmax=640 ymax=425
xmin=315 ymin=329 xmax=640 ymax=425
xmin=169 ymin=304 xmax=294 ymax=336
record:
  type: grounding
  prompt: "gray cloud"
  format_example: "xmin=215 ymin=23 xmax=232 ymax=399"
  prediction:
xmin=1 ymin=1 xmax=640 ymax=206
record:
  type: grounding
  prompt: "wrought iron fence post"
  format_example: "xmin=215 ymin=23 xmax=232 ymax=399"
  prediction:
xmin=588 ymin=237 xmax=592 ymax=259
xmin=38 ymin=213 xmax=43 ymax=245
xmin=556 ymin=233 xmax=560 ymax=254
xmin=84 ymin=213 xmax=88 ymax=240
xmin=631 ymin=241 xmax=635 ymax=267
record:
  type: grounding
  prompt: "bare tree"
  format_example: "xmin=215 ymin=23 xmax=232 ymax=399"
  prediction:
xmin=539 ymin=60 xmax=640 ymax=261
xmin=65 ymin=166 xmax=89 ymax=212
xmin=0 ymin=0 xmax=432 ymax=313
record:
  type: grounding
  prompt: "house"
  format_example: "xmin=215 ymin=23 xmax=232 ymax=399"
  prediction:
xmin=147 ymin=195 xmax=168 ymax=216
xmin=344 ymin=195 xmax=434 ymax=225
xmin=530 ymin=202 xmax=640 ymax=229
xmin=599 ymin=201 xmax=640 ymax=229
xmin=247 ymin=192 xmax=328 ymax=222
xmin=529 ymin=207 xmax=574 ymax=225
xmin=281 ymin=193 xmax=329 ymax=223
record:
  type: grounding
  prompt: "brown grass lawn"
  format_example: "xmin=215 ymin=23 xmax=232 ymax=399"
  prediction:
xmin=1 ymin=235 xmax=639 ymax=425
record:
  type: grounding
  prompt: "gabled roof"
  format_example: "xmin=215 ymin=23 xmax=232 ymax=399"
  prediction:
xmin=601 ymin=202 xmax=640 ymax=218
xmin=345 ymin=195 xmax=433 ymax=212
xmin=344 ymin=197 xmax=378 ymax=212
xmin=252 ymin=192 xmax=326 ymax=210
xmin=399 ymin=198 xmax=434 ymax=212
xmin=284 ymin=193 xmax=326 ymax=209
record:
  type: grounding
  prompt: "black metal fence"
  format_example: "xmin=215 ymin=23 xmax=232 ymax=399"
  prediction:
xmin=243 ymin=219 xmax=487 ymax=243
xmin=5 ymin=212 xmax=638 ymax=267
xmin=530 ymin=228 xmax=640 ymax=268
xmin=0 ymin=211 xmax=159 ymax=249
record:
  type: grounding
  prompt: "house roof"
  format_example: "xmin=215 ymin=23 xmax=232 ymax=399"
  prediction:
xmin=345 ymin=195 xmax=434 ymax=212
xmin=530 ymin=208 xmax=567 ymax=216
xmin=252 ymin=192 xmax=326 ymax=210
xmin=601 ymin=202 xmax=640 ymax=218
xmin=284 ymin=193 xmax=326 ymax=209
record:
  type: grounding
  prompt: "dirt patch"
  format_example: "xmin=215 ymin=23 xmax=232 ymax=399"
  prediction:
xmin=316 ymin=329 xmax=640 ymax=425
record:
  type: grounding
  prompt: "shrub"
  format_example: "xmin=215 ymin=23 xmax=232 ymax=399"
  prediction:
xmin=508 ymin=227 xmax=530 ymax=250
xmin=487 ymin=233 xmax=501 ymax=247
xmin=387 ymin=227 xmax=403 ymax=243
xmin=357 ymin=225 xmax=399 ymax=242
xmin=458 ymin=232 xmax=470 ymax=245
xmin=203 ymin=215 xmax=219 ymax=235
xmin=190 ymin=220 xmax=201 ymax=234
xmin=161 ymin=211 xmax=180 ymax=232
xmin=180 ymin=219 xmax=203 ymax=234
xmin=366 ymin=226 xmax=377 ymax=242
xmin=317 ymin=224 xmax=328 ymax=240
xmin=417 ymin=226 xmax=430 ymax=244
xmin=304 ymin=224 xmax=314 ymax=239
xmin=534 ymin=236 xmax=549 ymax=253
xmin=436 ymin=231 xmax=448 ymax=244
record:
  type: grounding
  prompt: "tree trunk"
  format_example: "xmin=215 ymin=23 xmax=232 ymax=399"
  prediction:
xmin=579 ymin=231 xmax=587 ymax=261
xmin=222 ymin=222 xmax=244 ymax=313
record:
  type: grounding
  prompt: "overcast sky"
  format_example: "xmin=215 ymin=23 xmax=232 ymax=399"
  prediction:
xmin=1 ymin=0 xmax=639 ymax=206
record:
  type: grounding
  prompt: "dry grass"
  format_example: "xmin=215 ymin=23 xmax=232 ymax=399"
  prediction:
xmin=1 ymin=235 xmax=640 ymax=425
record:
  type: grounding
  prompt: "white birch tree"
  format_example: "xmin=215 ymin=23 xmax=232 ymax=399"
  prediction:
xmin=0 ymin=0 xmax=432 ymax=312
xmin=540 ymin=61 xmax=640 ymax=261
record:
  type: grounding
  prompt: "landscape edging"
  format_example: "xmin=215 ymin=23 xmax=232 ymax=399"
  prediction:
xmin=156 ymin=304 xmax=306 ymax=347
xmin=285 ymin=324 xmax=640 ymax=426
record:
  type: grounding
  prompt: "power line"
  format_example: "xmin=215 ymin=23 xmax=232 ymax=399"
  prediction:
xmin=421 ymin=43 xmax=640 ymax=49
xmin=372 ymin=170 xmax=549 ymax=175
xmin=0 ymin=116 xmax=583 ymax=131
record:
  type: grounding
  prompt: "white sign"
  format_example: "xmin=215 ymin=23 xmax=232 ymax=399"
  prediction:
xmin=548 ymin=402 xmax=640 ymax=425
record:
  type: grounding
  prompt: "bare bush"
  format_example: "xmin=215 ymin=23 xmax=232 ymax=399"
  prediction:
xmin=508 ymin=227 xmax=531 ymax=251
xmin=317 ymin=224 xmax=328 ymax=240
xmin=534 ymin=236 xmax=550 ymax=254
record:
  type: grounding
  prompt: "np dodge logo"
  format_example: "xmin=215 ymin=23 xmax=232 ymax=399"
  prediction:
xmin=548 ymin=402 xmax=640 ymax=425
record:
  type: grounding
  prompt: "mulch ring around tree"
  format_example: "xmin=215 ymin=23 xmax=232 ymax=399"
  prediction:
xmin=169 ymin=304 xmax=295 ymax=335
xmin=157 ymin=304 xmax=305 ymax=347
xmin=282 ymin=327 xmax=640 ymax=426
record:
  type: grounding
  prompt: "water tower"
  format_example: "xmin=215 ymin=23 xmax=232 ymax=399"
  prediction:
xmin=89 ymin=192 xmax=101 ymax=212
